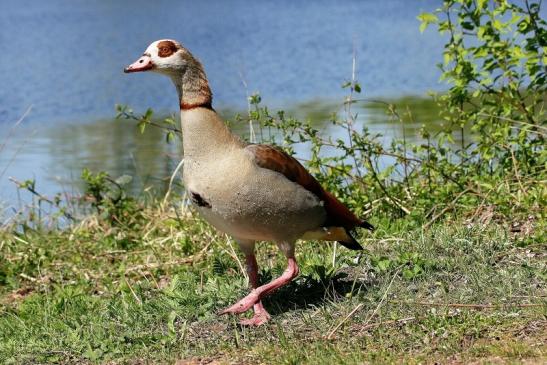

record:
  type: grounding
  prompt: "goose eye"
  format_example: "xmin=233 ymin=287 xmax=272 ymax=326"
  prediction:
xmin=157 ymin=41 xmax=177 ymax=57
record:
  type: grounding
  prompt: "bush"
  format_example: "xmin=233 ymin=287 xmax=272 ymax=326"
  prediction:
xmin=242 ymin=0 xmax=546 ymax=224
xmin=119 ymin=0 xmax=545 ymax=231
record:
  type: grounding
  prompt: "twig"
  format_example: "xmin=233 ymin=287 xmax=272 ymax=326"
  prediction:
xmin=357 ymin=316 xmax=416 ymax=332
xmin=163 ymin=158 xmax=185 ymax=204
xmin=343 ymin=37 xmax=363 ymax=179
xmin=8 ymin=177 xmax=75 ymax=221
xmin=476 ymin=112 xmax=547 ymax=132
xmin=508 ymin=146 xmax=525 ymax=195
xmin=124 ymin=240 xmax=212 ymax=273
xmin=327 ymin=265 xmax=402 ymax=339
xmin=385 ymin=196 xmax=411 ymax=215
xmin=393 ymin=300 xmax=545 ymax=309
xmin=0 ymin=105 xmax=32 ymax=155
xmin=332 ymin=242 xmax=337 ymax=268
xmin=510 ymin=295 xmax=547 ymax=299
xmin=238 ymin=68 xmax=257 ymax=143
xmin=357 ymin=265 xmax=403 ymax=334
xmin=304 ymin=139 xmax=422 ymax=163
xmin=124 ymin=278 xmax=142 ymax=306
xmin=19 ymin=273 xmax=38 ymax=282
xmin=423 ymin=188 xmax=471 ymax=229
xmin=1 ymin=129 xmax=36 ymax=182
xmin=226 ymin=236 xmax=246 ymax=279
xmin=118 ymin=110 xmax=182 ymax=134
xmin=326 ymin=303 xmax=364 ymax=340
xmin=124 ymin=259 xmax=195 ymax=273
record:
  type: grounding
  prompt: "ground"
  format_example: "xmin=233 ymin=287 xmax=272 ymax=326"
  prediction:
xmin=0 ymin=208 xmax=545 ymax=364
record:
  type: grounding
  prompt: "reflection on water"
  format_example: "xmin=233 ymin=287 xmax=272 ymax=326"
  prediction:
xmin=0 ymin=97 xmax=442 ymax=207
xmin=46 ymin=117 xmax=182 ymax=195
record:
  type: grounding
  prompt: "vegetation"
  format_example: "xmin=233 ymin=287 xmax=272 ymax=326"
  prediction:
xmin=1 ymin=0 xmax=545 ymax=363
xmin=1 ymin=203 xmax=545 ymax=364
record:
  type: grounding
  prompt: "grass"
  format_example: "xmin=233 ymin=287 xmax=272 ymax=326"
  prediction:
xmin=0 ymin=204 xmax=545 ymax=364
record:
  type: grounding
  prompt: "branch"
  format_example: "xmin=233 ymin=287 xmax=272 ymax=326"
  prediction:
xmin=396 ymin=300 xmax=544 ymax=309
xmin=423 ymin=188 xmax=471 ymax=229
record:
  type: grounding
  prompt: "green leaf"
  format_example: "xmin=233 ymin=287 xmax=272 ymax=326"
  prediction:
xmin=167 ymin=310 xmax=177 ymax=337
xmin=115 ymin=175 xmax=133 ymax=186
xmin=493 ymin=19 xmax=504 ymax=31
xmin=443 ymin=52 xmax=452 ymax=65
xmin=144 ymin=108 xmax=154 ymax=119
xmin=417 ymin=12 xmax=438 ymax=33
xmin=138 ymin=121 xmax=146 ymax=134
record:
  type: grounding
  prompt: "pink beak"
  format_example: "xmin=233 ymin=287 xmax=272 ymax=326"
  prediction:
xmin=124 ymin=55 xmax=154 ymax=73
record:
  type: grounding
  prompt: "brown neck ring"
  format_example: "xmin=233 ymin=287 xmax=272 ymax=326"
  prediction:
xmin=180 ymin=100 xmax=214 ymax=111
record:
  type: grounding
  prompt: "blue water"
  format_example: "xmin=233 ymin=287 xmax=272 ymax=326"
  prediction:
xmin=0 ymin=0 xmax=447 ymax=211
xmin=0 ymin=0 xmax=444 ymax=125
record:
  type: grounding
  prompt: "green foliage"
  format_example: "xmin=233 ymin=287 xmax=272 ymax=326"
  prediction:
xmin=233 ymin=0 xmax=545 ymax=225
xmin=8 ymin=178 xmax=74 ymax=230
xmin=115 ymin=104 xmax=179 ymax=143
xmin=81 ymin=168 xmax=143 ymax=228
xmin=369 ymin=251 xmax=436 ymax=280
xmin=421 ymin=0 xmax=545 ymax=185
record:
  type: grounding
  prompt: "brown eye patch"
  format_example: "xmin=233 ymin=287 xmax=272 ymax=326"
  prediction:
xmin=157 ymin=40 xmax=178 ymax=58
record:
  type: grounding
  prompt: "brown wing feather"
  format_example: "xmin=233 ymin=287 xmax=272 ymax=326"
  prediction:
xmin=246 ymin=144 xmax=365 ymax=230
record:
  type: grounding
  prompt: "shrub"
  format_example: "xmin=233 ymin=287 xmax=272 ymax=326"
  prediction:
xmin=119 ymin=0 xmax=545 ymax=230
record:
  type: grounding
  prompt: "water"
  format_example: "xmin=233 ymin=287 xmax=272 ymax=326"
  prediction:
xmin=0 ymin=0 xmax=448 ymax=209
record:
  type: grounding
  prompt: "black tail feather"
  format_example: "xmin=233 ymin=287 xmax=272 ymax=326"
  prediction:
xmin=338 ymin=220 xmax=374 ymax=250
xmin=360 ymin=220 xmax=374 ymax=231
xmin=338 ymin=229 xmax=364 ymax=250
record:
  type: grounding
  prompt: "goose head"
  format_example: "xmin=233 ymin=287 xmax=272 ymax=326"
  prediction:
xmin=124 ymin=39 xmax=191 ymax=75
xmin=124 ymin=39 xmax=212 ymax=108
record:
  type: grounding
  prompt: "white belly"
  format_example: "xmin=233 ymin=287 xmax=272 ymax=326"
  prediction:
xmin=184 ymin=154 xmax=326 ymax=242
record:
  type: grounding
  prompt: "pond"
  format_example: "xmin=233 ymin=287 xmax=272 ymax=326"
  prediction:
xmin=0 ymin=0 xmax=447 ymax=211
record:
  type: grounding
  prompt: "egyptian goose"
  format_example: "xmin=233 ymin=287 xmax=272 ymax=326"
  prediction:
xmin=124 ymin=40 xmax=373 ymax=326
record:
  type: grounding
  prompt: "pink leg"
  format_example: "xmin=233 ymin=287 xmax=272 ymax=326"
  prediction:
xmin=220 ymin=256 xmax=299 ymax=318
xmin=246 ymin=254 xmax=260 ymax=289
xmin=238 ymin=254 xmax=271 ymax=326
xmin=239 ymin=301 xmax=271 ymax=326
